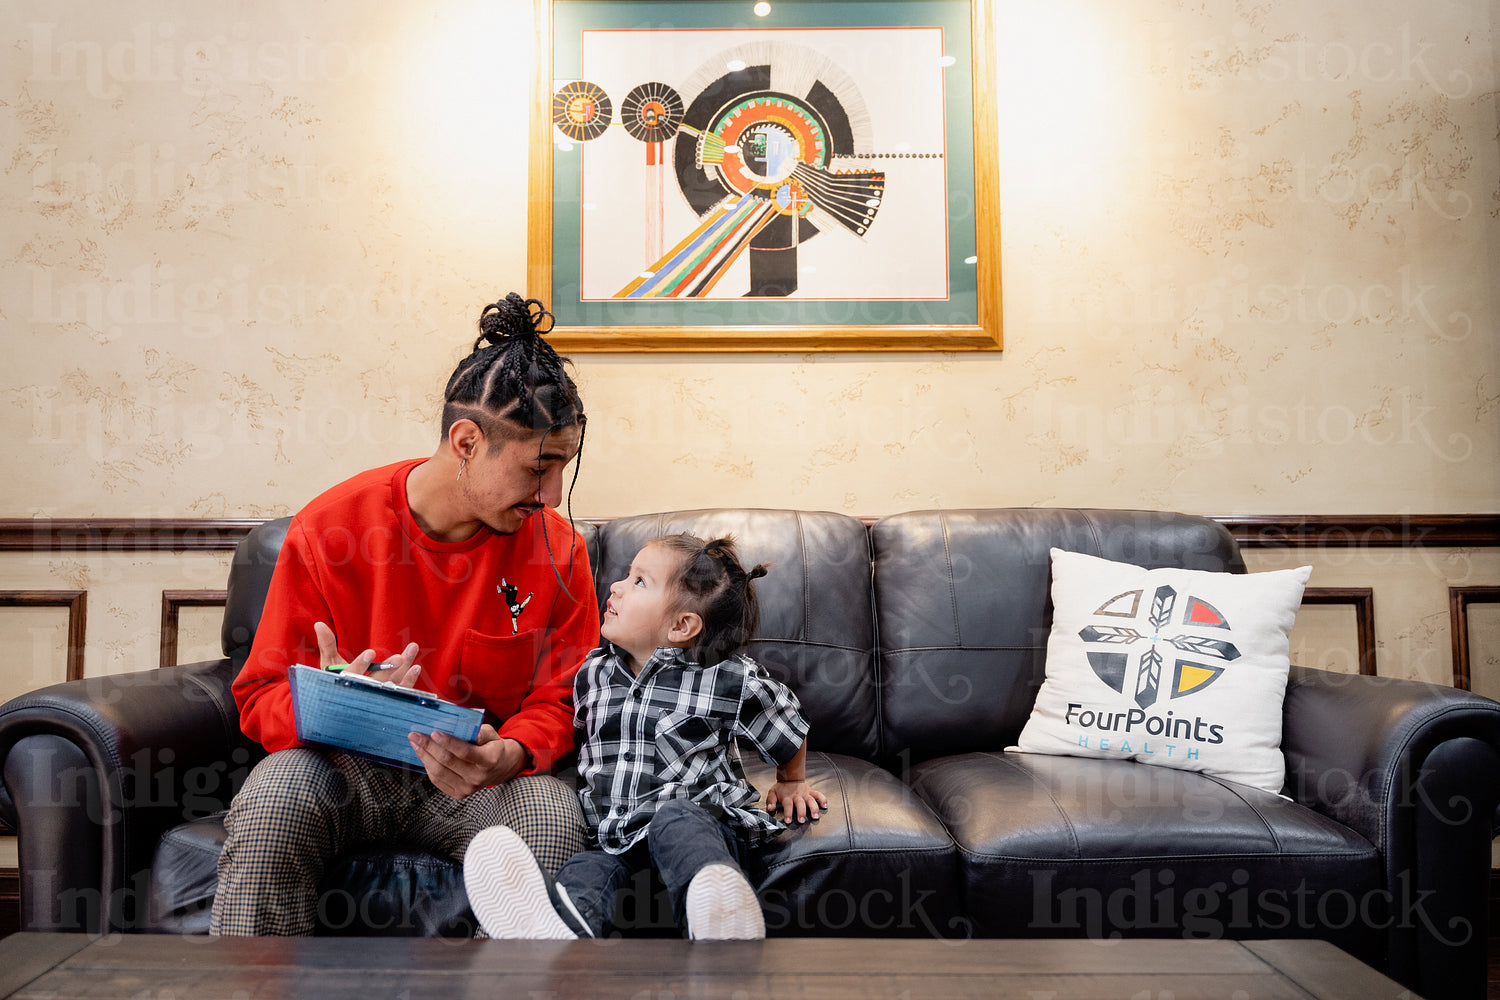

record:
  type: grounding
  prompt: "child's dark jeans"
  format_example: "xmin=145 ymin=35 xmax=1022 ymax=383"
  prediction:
xmin=557 ymin=798 xmax=753 ymax=937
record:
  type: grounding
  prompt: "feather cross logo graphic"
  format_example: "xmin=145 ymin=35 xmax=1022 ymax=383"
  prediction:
xmin=1079 ymin=585 xmax=1241 ymax=708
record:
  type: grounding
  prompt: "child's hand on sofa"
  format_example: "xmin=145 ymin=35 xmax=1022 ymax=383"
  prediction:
xmin=766 ymin=780 xmax=829 ymax=824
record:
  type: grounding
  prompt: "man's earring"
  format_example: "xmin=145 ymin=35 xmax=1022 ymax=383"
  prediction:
xmin=457 ymin=458 xmax=467 ymax=481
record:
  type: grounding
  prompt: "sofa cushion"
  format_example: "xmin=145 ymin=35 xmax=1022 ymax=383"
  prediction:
xmin=146 ymin=813 xmax=227 ymax=933
xmin=909 ymin=751 xmax=1384 ymax=964
xmin=741 ymin=752 xmax=964 ymax=937
xmin=146 ymin=811 xmax=474 ymax=936
xmin=873 ymin=509 xmax=1244 ymax=764
xmin=151 ymin=751 xmax=960 ymax=939
xmin=596 ymin=510 xmax=880 ymax=759
xmin=1012 ymin=548 xmax=1310 ymax=793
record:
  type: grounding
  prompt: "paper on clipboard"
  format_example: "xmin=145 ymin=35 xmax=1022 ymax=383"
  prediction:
xmin=288 ymin=664 xmax=483 ymax=771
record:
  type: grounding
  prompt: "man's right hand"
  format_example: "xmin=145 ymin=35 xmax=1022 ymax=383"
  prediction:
xmin=314 ymin=621 xmax=422 ymax=687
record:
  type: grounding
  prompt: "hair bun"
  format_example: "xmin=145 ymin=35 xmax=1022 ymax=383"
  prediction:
xmin=746 ymin=564 xmax=769 ymax=581
xmin=476 ymin=293 xmax=556 ymax=350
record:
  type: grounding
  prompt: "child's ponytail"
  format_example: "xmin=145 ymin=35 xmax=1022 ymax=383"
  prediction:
xmin=656 ymin=534 xmax=767 ymax=665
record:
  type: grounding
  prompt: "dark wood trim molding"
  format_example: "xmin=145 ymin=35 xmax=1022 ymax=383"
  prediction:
xmin=159 ymin=590 xmax=228 ymax=670
xmin=3 ymin=515 xmax=1498 ymax=551
xmin=0 ymin=519 xmax=266 ymax=552
xmin=1217 ymin=514 xmax=1500 ymax=549
xmin=1300 ymin=587 xmax=1377 ymax=676
xmin=0 ymin=591 xmax=85 ymax=682
xmin=1450 ymin=586 xmax=1500 ymax=691
xmin=0 ymin=865 xmax=17 ymax=941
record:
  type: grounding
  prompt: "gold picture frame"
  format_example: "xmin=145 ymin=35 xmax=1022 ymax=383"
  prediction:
xmin=527 ymin=0 xmax=1001 ymax=352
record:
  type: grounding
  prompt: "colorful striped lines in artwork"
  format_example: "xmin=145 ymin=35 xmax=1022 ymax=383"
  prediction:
xmin=614 ymin=193 xmax=779 ymax=298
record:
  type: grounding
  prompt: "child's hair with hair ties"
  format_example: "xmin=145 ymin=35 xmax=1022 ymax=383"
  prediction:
xmin=650 ymin=534 xmax=769 ymax=666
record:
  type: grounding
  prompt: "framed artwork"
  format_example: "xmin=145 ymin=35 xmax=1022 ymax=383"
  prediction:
xmin=528 ymin=0 xmax=1000 ymax=351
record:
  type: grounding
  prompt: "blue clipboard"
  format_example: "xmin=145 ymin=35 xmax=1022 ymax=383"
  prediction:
xmin=288 ymin=664 xmax=484 ymax=771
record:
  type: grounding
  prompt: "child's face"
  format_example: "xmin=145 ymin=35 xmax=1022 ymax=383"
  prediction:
xmin=601 ymin=542 xmax=688 ymax=670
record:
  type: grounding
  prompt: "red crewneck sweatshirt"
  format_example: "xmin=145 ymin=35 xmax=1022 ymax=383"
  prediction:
xmin=232 ymin=459 xmax=600 ymax=771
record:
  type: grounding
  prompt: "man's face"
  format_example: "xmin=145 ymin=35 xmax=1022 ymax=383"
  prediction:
xmin=462 ymin=424 xmax=582 ymax=536
xmin=601 ymin=542 xmax=685 ymax=669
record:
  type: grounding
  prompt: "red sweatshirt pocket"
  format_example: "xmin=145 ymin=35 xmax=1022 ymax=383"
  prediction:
xmin=453 ymin=628 xmax=541 ymax=723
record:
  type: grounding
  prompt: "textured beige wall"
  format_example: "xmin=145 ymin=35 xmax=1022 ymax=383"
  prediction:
xmin=0 ymin=1 xmax=1496 ymax=686
xmin=1 ymin=0 xmax=1495 ymax=519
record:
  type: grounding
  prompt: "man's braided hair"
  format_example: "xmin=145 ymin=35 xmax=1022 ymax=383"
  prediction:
xmin=443 ymin=293 xmax=586 ymax=590
xmin=442 ymin=292 xmax=584 ymax=443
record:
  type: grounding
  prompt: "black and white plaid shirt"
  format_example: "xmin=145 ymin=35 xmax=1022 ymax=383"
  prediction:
xmin=574 ymin=643 xmax=810 ymax=853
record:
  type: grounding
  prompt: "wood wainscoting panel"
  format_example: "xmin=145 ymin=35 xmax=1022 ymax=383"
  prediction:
xmin=1299 ymin=587 xmax=1377 ymax=675
xmin=1451 ymin=586 xmax=1500 ymax=692
xmin=0 ymin=591 xmax=85 ymax=705
xmin=159 ymin=590 xmax=228 ymax=670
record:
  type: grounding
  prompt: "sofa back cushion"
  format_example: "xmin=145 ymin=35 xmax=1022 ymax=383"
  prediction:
xmin=873 ymin=509 xmax=1243 ymax=764
xmin=222 ymin=516 xmax=292 ymax=664
xmin=594 ymin=509 xmax=879 ymax=760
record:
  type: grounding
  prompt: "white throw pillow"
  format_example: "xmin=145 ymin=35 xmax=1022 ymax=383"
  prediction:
xmin=1011 ymin=548 xmax=1312 ymax=794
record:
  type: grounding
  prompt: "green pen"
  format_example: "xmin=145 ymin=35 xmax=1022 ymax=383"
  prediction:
xmin=326 ymin=662 xmax=392 ymax=675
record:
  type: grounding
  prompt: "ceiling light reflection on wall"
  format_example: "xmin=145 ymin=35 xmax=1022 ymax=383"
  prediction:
xmin=996 ymin=0 xmax=1131 ymax=217
xmin=400 ymin=0 xmax=524 ymax=225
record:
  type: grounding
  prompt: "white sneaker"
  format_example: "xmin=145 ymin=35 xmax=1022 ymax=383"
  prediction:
xmin=683 ymin=864 xmax=765 ymax=940
xmin=464 ymin=825 xmax=589 ymax=939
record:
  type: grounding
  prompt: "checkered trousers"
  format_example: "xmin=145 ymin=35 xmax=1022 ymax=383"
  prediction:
xmin=209 ymin=748 xmax=585 ymax=936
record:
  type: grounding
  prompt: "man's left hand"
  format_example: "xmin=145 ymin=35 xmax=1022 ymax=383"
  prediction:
xmin=408 ymin=726 xmax=528 ymax=799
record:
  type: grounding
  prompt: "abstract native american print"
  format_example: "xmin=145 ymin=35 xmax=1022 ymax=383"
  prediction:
xmin=1077 ymin=585 xmax=1243 ymax=709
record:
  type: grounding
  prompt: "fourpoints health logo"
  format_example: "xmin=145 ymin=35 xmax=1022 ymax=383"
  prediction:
xmin=1065 ymin=584 xmax=1242 ymax=751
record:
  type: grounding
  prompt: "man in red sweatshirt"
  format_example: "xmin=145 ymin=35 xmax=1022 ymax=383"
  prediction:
xmin=211 ymin=294 xmax=600 ymax=935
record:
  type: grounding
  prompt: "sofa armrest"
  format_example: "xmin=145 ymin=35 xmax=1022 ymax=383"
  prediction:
xmin=1282 ymin=665 xmax=1500 ymax=843
xmin=0 ymin=657 xmax=263 ymax=933
xmin=1281 ymin=665 xmax=1500 ymax=998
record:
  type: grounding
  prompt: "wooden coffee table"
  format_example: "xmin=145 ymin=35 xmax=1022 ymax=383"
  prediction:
xmin=0 ymin=933 xmax=1419 ymax=999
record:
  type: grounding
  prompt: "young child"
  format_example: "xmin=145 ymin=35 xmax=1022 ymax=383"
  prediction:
xmin=464 ymin=533 xmax=828 ymax=939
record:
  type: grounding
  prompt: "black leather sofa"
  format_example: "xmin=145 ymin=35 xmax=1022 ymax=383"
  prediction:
xmin=2 ymin=507 xmax=1498 ymax=998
